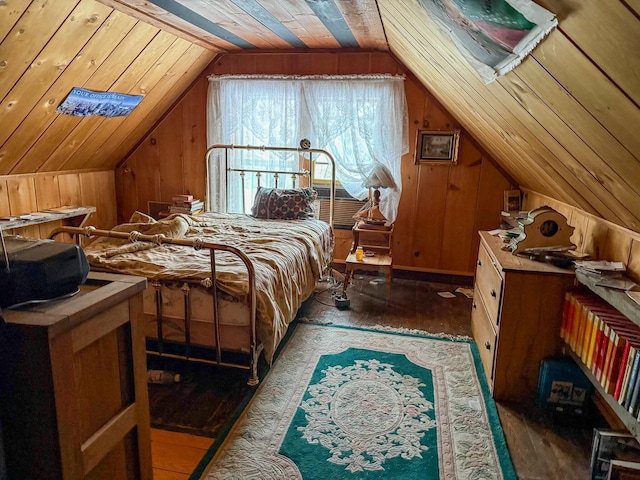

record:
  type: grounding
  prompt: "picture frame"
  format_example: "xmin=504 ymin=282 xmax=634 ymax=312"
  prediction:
xmin=589 ymin=429 xmax=640 ymax=480
xmin=503 ymin=190 xmax=522 ymax=213
xmin=415 ymin=129 xmax=460 ymax=165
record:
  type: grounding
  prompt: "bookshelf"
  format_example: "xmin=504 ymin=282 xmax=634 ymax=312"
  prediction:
xmin=568 ymin=349 xmax=640 ymax=440
xmin=567 ymin=270 xmax=640 ymax=441
xmin=576 ymin=270 xmax=640 ymax=327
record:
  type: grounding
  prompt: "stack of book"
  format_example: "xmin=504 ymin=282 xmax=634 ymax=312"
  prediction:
xmin=169 ymin=194 xmax=203 ymax=214
xmin=561 ymin=290 xmax=640 ymax=418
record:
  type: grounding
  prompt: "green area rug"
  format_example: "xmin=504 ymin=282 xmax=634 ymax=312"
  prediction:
xmin=194 ymin=323 xmax=516 ymax=479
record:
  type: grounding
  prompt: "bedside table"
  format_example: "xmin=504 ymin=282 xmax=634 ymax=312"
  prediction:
xmin=343 ymin=221 xmax=393 ymax=298
xmin=350 ymin=220 xmax=393 ymax=254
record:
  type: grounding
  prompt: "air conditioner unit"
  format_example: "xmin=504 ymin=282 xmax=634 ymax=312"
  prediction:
xmin=314 ymin=188 xmax=366 ymax=229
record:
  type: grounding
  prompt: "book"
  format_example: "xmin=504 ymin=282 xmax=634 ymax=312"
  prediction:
xmin=587 ymin=313 xmax=602 ymax=369
xmin=172 ymin=194 xmax=193 ymax=202
xmin=593 ymin=317 xmax=607 ymax=376
xmin=624 ymin=353 xmax=640 ymax=413
xmin=571 ymin=295 xmax=585 ymax=352
xmin=564 ymin=293 xmax=577 ymax=344
xmin=596 ymin=321 xmax=612 ymax=381
xmin=169 ymin=205 xmax=203 ymax=214
xmin=601 ymin=327 xmax=617 ymax=388
xmin=614 ymin=341 xmax=632 ymax=400
xmin=173 ymin=199 xmax=203 ymax=208
xmin=582 ymin=307 xmax=597 ymax=364
xmin=576 ymin=301 xmax=589 ymax=357
xmin=561 ymin=290 xmax=572 ymax=340
xmin=604 ymin=332 xmax=623 ymax=394
xmin=619 ymin=346 xmax=637 ymax=405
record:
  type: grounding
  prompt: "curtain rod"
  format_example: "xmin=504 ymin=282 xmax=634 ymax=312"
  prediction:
xmin=207 ymin=74 xmax=405 ymax=81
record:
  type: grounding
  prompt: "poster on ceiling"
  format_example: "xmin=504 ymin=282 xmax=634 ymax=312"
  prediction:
xmin=56 ymin=87 xmax=143 ymax=117
xmin=417 ymin=0 xmax=557 ymax=84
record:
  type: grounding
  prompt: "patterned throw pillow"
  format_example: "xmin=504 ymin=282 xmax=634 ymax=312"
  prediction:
xmin=251 ymin=187 xmax=317 ymax=220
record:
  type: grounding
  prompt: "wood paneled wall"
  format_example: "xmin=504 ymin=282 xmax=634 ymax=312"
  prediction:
xmin=116 ymin=51 xmax=514 ymax=276
xmin=380 ymin=0 xmax=640 ymax=234
xmin=0 ymin=170 xmax=116 ymax=238
xmin=0 ymin=0 xmax=216 ymax=175
xmin=524 ymin=189 xmax=640 ymax=284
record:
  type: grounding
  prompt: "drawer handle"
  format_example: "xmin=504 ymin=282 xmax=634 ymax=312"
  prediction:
xmin=484 ymin=341 xmax=491 ymax=350
xmin=491 ymin=289 xmax=497 ymax=298
xmin=477 ymin=259 xmax=482 ymax=266
xmin=472 ymin=302 xmax=476 ymax=309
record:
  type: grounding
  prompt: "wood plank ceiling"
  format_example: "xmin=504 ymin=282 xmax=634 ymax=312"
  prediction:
xmin=1 ymin=0 xmax=639 ymax=233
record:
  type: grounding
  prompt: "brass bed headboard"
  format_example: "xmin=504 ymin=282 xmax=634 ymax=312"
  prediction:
xmin=205 ymin=141 xmax=336 ymax=228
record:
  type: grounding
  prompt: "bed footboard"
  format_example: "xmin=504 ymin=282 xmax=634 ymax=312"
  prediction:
xmin=49 ymin=225 xmax=260 ymax=386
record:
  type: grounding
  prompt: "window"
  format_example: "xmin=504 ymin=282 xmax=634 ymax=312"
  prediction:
xmin=207 ymin=75 xmax=408 ymax=223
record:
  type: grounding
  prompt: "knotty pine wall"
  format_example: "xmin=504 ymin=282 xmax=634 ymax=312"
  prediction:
xmin=524 ymin=189 xmax=640 ymax=283
xmin=0 ymin=170 xmax=116 ymax=238
xmin=116 ymin=51 xmax=515 ymax=276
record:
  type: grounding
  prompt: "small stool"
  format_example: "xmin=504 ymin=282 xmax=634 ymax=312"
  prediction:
xmin=342 ymin=252 xmax=392 ymax=299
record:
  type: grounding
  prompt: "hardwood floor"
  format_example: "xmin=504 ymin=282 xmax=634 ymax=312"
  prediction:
xmin=148 ymin=270 xmax=609 ymax=479
xmin=151 ymin=429 xmax=213 ymax=480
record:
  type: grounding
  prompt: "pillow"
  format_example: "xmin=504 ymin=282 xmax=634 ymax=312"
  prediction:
xmin=251 ymin=187 xmax=317 ymax=220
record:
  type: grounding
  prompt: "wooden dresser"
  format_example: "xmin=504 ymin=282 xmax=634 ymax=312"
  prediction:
xmin=472 ymin=231 xmax=575 ymax=401
xmin=0 ymin=272 xmax=152 ymax=480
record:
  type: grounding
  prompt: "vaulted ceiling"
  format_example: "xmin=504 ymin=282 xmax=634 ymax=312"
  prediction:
xmin=1 ymin=0 xmax=639 ymax=232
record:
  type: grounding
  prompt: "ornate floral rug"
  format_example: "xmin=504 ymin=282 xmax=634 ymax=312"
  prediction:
xmin=193 ymin=323 xmax=517 ymax=479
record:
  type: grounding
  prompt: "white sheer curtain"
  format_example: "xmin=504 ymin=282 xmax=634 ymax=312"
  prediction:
xmin=207 ymin=74 xmax=408 ymax=222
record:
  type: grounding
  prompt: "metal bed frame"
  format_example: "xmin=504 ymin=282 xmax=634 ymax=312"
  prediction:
xmin=50 ymin=143 xmax=336 ymax=386
xmin=206 ymin=142 xmax=336 ymax=227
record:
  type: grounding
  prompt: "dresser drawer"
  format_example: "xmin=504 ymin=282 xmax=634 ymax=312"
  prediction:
xmin=471 ymin=292 xmax=497 ymax=386
xmin=475 ymin=242 xmax=503 ymax=326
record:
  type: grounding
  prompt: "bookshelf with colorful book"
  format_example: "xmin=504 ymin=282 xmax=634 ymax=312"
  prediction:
xmin=563 ymin=270 xmax=640 ymax=442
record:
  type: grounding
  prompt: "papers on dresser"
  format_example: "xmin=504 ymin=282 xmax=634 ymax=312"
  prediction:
xmin=627 ymin=291 xmax=640 ymax=306
xmin=595 ymin=277 xmax=638 ymax=291
xmin=574 ymin=260 xmax=626 ymax=275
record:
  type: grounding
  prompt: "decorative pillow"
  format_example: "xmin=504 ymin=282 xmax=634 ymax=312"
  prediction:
xmin=251 ymin=187 xmax=317 ymax=220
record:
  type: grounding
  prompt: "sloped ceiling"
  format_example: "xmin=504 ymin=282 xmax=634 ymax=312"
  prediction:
xmin=1 ymin=0 xmax=639 ymax=233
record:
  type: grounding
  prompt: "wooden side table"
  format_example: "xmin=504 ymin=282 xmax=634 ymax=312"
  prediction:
xmin=343 ymin=251 xmax=393 ymax=299
xmin=350 ymin=221 xmax=393 ymax=254
xmin=343 ymin=221 xmax=394 ymax=298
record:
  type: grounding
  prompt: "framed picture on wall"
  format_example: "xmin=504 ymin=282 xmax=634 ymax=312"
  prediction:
xmin=415 ymin=129 xmax=460 ymax=165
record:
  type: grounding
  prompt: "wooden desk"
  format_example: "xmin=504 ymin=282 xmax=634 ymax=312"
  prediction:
xmin=0 ymin=272 xmax=152 ymax=480
xmin=343 ymin=251 xmax=393 ymax=299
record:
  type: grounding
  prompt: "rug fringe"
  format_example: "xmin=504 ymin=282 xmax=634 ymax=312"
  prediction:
xmin=298 ymin=317 xmax=472 ymax=342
